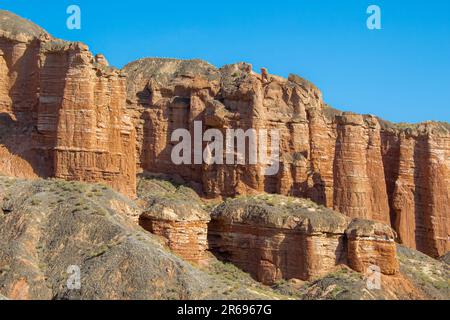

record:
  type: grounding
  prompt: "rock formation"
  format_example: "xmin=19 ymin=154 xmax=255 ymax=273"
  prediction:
xmin=0 ymin=10 xmax=448 ymax=259
xmin=137 ymin=176 xmax=210 ymax=264
xmin=345 ymin=219 xmax=399 ymax=275
xmin=208 ymin=194 xmax=398 ymax=285
xmin=0 ymin=176 xmax=287 ymax=300
xmin=382 ymin=124 xmax=450 ymax=258
xmin=124 ymin=58 xmax=449 ymax=259
xmin=1 ymin=176 xmax=448 ymax=300
xmin=0 ymin=11 xmax=136 ymax=197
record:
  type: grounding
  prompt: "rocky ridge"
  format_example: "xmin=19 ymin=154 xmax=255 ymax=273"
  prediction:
xmin=0 ymin=176 xmax=289 ymax=300
xmin=0 ymin=9 xmax=448 ymax=269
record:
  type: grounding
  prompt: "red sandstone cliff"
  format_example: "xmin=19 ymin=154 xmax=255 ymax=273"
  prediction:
xmin=0 ymin=10 xmax=448 ymax=259
xmin=0 ymin=11 xmax=136 ymax=196
xmin=124 ymin=59 xmax=449 ymax=258
xmin=208 ymin=195 xmax=399 ymax=285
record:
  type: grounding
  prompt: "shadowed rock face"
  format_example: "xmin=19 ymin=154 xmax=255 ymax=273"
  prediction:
xmin=0 ymin=10 xmax=448 ymax=259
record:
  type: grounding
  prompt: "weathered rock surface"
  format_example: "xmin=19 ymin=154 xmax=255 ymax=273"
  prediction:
xmin=382 ymin=123 xmax=450 ymax=258
xmin=0 ymin=10 xmax=136 ymax=197
xmin=440 ymin=252 xmax=450 ymax=265
xmin=345 ymin=219 xmax=399 ymax=275
xmin=0 ymin=176 xmax=448 ymax=300
xmin=0 ymin=176 xmax=287 ymax=300
xmin=295 ymin=244 xmax=449 ymax=300
xmin=137 ymin=176 xmax=210 ymax=264
xmin=208 ymin=194 xmax=398 ymax=285
xmin=0 ymin=10 xmax=448 ymax=259
xmin=396 ymin=245 xmax=449 ymax=300
xmin=124 ymin=58 xmax=449 ymax=259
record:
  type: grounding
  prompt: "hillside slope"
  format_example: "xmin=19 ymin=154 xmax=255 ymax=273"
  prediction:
xmin=0 ymin=176 xmax=448 ymax=300
xmin=0 ymin=176 xmax=287 ymax=299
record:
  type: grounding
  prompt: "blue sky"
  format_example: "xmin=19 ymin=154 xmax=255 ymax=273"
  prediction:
xmin=2 ymin=0 xmax=449 ymax=123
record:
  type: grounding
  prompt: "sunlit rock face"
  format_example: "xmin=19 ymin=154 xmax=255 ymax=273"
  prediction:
xmin=0 ymin=10 xmax=136 ymax=197
xmin=207 ymin=195 xmax=398 ymax=285
xmin=0 ymin=10 xmax=448 ymax=258
xmin=345 ymin=219 xmax=399 ymax=275
xmin=124 ymin=57 xmax=449 ymax=258
xmin=136 ymin=176 xmax=211 ymax=265
xmin=381 ymin=124 xmax=450 ymax=258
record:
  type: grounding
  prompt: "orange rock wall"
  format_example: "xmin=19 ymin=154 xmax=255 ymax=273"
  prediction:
xmin=208 ymin=220 xmax=397 ymax=285
xmin=383 ymin=129 xmax=450 ymax=258
xmin=139 ymin=218 xmax=209 ymax=264
xmin=347 ymin=239 xmax=399 ymax=275
xmin=208 ymin=223 xmax=346 ymax=284
xmin=1 ymin=32 xmax=448 ymax=259
xmin=0 ymin=36 xmax=136 ymax=197
xmin=125 ymin=62 xmax=448 ymax=258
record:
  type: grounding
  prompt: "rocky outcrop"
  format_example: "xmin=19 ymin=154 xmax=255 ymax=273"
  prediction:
xmin=208 ymin=194 xmax=398 ymax=285
xmin=1 ymin=176 xmax=446 ymax=300
xmin=124 ymin=58 xmax=449 ymax=259
xmin=382 ymin=123 xmax=450 ymax=258
xmin=0 ymin=10 xmax=448 ymax=259
xmin=0 ymin=10 xmax=136 ymax=197
xmin=297 ymin=245 xmax=449 ymax=300
xmin=0 ymin=176 xmax=284 ymax=300
xmin=345 ymin=219 xmax=399 ymax=275
xmin=137 ymin=176 xmax=210 ymax=264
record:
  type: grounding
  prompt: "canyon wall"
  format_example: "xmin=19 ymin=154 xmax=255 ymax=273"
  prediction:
xmin=381 ymin=125 xmax=450 ymax=258
xmin=0 ymin=11 xmax=136 ymax=197
xmin=0 ymin=11 xmax=448 ymax=258
xmin=124 ymin=59 xmax=449 ymax=258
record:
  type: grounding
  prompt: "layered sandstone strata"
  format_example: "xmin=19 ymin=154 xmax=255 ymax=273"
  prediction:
xmin=139 ymin=205 xmax=210 ymax=265
xmin=124 ymin=58 xmax=449 ymax=258
xmin=0 ymin=10 xmax=448 ymax=259
xmin=0 ymin=11 xmax=136 ymax=196
xmin=345 ymin=219 xmax=399 ymax=275
xmin=208 ymin=194 xmax=398 ymax=285
xmin=0 ymin=176 xmax=271 ymax=300
xmin=381 ymin=123 xmax=450 ymax=258
xmin=334 ymin=113 xmax=390 ymax=225
xmin=137 ymin=176 xmax=210 ymax=264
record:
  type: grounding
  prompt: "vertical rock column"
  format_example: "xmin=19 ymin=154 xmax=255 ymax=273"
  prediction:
xmin=307 ymin=107 xmax=335 ymax=207
xmin=42 ymin=42 xmax=136 ymax=197
xmin=391 ymin=127 xmax=450 ymax=257
xmin=333 ymin=113 xmax=390 ymax=224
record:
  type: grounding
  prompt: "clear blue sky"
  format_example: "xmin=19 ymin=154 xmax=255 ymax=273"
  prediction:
xmin=2 ymin=0 xmax=449 ymax=123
